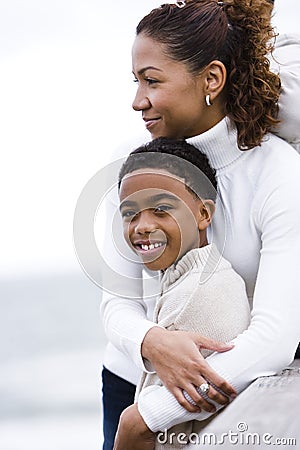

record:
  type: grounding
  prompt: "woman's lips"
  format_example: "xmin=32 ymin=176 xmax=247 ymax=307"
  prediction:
xmin=144 ymin=117 xmax=160 ymax=130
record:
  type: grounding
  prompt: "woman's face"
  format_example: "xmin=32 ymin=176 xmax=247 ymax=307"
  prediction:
xmin=132 ymin=34 xmax=208 ymax=139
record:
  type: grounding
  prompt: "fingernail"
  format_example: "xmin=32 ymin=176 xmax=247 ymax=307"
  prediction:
xmin=219 ymin=342 xmax=234 ymax=348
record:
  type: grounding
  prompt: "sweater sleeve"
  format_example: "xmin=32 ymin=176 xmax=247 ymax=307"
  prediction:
xmin=100 ymin=184 xmax=162 ymax=372
xmin=99 ymin=136 xmax=161 ymax=372
xmin=138 ymin=158 xmax=300 ymax=432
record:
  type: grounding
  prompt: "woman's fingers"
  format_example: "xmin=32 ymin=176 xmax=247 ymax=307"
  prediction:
xmin=183 ymin=385 xmax=216 ymax=413
xmin=170 ymin=357 xmax=236 ymax=402
xmin=172 ymin=386 xmax=201 ymax=413
xmin=141 ymin=329 xmax=237 ymax=404
xmin=199 ymin=382 xmax=231 ymax=405
xmin=200 ymin=365 xmax=237 ymax=399
xmin=192 ymin=333 xmax=235 ymax=353
xmin=183 ymin=380 xmax=229 ymax=410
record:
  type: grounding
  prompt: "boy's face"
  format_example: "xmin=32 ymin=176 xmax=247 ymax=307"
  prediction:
xmin=119 ymin=168 xmax=209 ymax=271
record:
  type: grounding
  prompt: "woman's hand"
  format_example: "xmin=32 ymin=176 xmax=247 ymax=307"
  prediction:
xmin=141 ymin=327 xmax=236 ymax=412
xmin=113 ymin=403 xmax=156 ymax=450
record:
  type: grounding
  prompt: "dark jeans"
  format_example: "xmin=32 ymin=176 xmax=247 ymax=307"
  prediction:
xmin=102 ymin=366 xmax=136 ymax=450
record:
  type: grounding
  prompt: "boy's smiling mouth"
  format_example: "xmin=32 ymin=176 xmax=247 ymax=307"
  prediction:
xmin=132 ymin=240 xmax=166 ymax=254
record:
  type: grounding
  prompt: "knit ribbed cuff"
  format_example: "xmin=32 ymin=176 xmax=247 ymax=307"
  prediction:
xmin=138 ymin=385 xmax=214 ymax=432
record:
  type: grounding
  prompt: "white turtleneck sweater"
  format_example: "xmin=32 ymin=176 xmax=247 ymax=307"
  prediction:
xmin=100 ymin=34 xmax=300 ymax=431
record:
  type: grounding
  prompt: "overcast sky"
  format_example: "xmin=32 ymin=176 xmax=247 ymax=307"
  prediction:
xmin=0 ymin=0 xmax=298 ymax=278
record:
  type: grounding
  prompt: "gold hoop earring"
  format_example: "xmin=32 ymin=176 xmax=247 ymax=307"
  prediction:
xmin=205 ymin=94 xmax=212 ymax=106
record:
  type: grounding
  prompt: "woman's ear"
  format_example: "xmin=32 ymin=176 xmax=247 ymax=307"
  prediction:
xmin=202 ymin=60 xmax=227 ymax=102
xmin=198 ymin=199 xmax=215 ymax=231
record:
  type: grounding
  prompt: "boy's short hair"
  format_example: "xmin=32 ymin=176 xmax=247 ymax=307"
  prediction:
xmin=118 ymin=137 xmax=217 ymax=202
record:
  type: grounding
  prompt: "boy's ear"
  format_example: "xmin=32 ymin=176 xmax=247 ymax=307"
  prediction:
xmin=198 ymin=199 xmax=215 ymax=230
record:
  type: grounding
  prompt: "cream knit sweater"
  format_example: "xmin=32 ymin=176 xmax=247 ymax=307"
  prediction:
xmin=135 ymin=244 xmax=250 ymax=449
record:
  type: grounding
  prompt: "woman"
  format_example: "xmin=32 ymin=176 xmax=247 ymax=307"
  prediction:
xmin=100 ymin=1 xmax=300 ymax=449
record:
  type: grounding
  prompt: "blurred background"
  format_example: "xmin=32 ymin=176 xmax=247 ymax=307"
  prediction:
xmin=0 ymin=1 xmax=298 ymax=449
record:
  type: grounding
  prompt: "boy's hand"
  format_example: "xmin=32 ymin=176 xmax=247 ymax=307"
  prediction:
xmin=113 ymin=403 xmax=156 ymax=450
xmin=141 ymin=328 xmax=236 ymax=411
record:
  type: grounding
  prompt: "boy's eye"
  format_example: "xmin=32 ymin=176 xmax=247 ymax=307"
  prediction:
xmin=154 ymin=205 xmax=172 ymax=213
xmin=121 ymin=210 xmax=137 ymax=219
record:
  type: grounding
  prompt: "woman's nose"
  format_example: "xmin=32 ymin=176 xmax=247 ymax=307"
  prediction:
xmin=132 ymin=87 xmax=151 ymax=111
xmin=134 ymin=211 xmax=156 ymax=234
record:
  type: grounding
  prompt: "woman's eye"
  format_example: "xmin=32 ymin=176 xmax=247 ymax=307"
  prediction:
xmin=145 ymin=78 xmax=158 ymax=85
xmin=133 ymin=76 xmax=158 ymax=86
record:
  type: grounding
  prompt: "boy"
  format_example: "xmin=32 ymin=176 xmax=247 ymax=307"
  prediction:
xmin=117 ymin=138 xmax=250 ymax=449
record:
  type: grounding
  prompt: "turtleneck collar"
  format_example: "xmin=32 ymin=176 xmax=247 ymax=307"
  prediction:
xmin=186 ymin=117 xmax=245 ymax=171
xmin=161 ymin=244 xmax=228 ymax=293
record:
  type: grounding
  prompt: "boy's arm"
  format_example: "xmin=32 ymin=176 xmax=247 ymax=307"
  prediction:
xmin=114 ymin=265 xmax=246 ymax=450
xmin=138 ymin=265 xmax=250 ymax=432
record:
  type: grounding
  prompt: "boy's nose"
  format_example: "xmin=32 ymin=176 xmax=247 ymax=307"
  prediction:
xmin=134 ymin=211 xmax=157 ymax=234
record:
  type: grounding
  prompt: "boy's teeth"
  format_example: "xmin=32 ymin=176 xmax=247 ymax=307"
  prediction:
xmin=141 ymin=242 xmax=162 ymax=251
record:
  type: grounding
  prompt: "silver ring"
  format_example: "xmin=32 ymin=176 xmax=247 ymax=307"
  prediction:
xmin=199 ymin=383 xmax=210 ymax=394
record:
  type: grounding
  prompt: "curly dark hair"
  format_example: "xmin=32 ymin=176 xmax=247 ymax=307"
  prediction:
xmin=136 ymin=0 xmax=281 ymax=150
xmin=118 ymin=137 xmax=217 ymax=201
